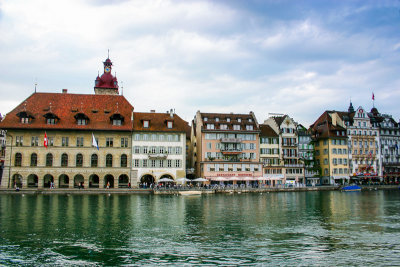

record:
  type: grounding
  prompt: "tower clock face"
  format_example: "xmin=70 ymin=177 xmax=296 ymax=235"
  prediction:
xmin=105 ymin=67 xmax=111 ymax=73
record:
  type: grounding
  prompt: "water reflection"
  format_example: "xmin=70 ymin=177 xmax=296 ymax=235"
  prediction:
xmin=1 ymin=191 xmax=400 ymax=265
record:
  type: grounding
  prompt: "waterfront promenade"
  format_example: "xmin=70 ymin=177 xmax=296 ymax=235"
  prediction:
xmin=0 ymin=185 xmax=398 ymax=195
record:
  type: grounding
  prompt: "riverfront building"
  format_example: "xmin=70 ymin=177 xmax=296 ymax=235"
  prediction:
xmin=131 ymin=110 xmax=188 ymax=186
xmin=192 ymin=111 xmax=263 ymax=183
xmin=369 ymin=107 xmax=400 ymax=182
xmin=345 ymin=105 xmax=381 ymax=180
xmin=259 ymin=124 xmax=283 ymax=186
xmin=263 ymin=115 xmax=305 ymax=184
xmin=310 ymin=111 xmax=350 ymax=185
xmin=0 ymin=57 xmax=134 ymax=189
xmin=297 ymin=124 xmax=319 ymax=185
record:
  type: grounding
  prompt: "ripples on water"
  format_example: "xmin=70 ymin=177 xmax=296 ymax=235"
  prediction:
xmin=1 ymin=191 xmax=400 ymax=265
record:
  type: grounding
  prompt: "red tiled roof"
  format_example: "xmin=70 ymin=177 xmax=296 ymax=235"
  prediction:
xmin=0 ymin=92 xmax=134 ymax=131
xmin=309 ymin=110 xmax=347 ymax=139
xmin=133 ymin=112 xmax=189 ymax=133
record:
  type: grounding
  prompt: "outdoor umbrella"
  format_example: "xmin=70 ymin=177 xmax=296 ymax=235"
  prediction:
xmin=176 ymin=177 xmax=191 ymax=182
xmin=159 ymin=178 xmax=174 ymax=182
xmin=193 ymin=178 xmax=208 ymax=182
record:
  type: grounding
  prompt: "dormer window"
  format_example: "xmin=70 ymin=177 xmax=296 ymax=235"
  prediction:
xmin=248 ymin=118 xmax=252 ymax=122
xmin=43 ymin=112 xmax=59 ymax=125
xmin=167 ymin=121 xmax=173 ymax=129
xmin=74 ymin=113 xmax=89 ymax=126
xmin=215 ymin=117 xmax=219 ymax=122
xmin=143 ymin=120 xmax=149 ymax=128
xmin=16 ymin=111 xmax=34 ymax=124
xmin=204 ymin=117 xmax=208 ymax=122
xmin=77 ymin=119 xmax=87 ymax=125
xmin=238 ymin=118 xmax=242 ymax=122
xmin=110 ymin=114 xmax=124 ymax=126
xmin=227 ymin=118 xmax=231 ymax=122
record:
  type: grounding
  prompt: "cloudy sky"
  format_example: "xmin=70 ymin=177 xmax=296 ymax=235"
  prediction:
xmin=1 ymin=0 xmax=400 ymax=126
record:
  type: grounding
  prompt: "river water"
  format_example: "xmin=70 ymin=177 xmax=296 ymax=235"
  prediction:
xmin=1 ymin=190 xmax=400 ymax=266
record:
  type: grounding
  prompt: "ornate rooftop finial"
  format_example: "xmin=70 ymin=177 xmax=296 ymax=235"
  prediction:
xmin=108 ymin=49 xmax=110 ymax=59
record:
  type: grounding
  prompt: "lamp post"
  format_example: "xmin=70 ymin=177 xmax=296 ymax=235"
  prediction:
xmin=7 ymin=133 xmax=13 ymax=189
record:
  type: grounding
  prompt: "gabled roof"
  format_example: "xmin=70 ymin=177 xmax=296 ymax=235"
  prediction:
xmin=259 ymin=124 xmax=278 ymax=137
xmin=133 ymin=112 xmax=188 ymax=133
xmin=309 ymin=110 xmax=347 ymax=139
xmin=271 ymin=115 xmax=287 ymax=127
xmin=0 ymin=92 xmax=133 ymax=131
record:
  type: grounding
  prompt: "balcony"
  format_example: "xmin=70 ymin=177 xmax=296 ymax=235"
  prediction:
xmin=220 ymin=148 xmax=242 ymax=155
xmin=285 ymin=164 xmax=304 ymax=168
xmin=148 ymin=153 xmax=168 ymax=159
xmin=220 ymin=138 xmax=242 ymax=143
xmin=282 ymin=143 xmax=297 ymax=147
xmin=283 ymin=154 xmax=298 ymax=159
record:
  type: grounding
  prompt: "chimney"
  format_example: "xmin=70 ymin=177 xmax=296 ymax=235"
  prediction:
xmin=150 ymin=110 xmax=155 ymax=113
xmin=170 ymin=109 xmax=174 ymax=118
xmin=62 ymin=89 xmax=68 ymax=94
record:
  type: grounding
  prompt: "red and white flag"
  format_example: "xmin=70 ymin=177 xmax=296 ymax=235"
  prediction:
xmin=372 ymin=92 xmax=375 ymax=100
xmin=44 ymin=132 xmax=48 ymax=148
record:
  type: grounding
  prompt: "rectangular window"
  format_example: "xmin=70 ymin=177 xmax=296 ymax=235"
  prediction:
xmin=48 ymin=137 xmax=54 ymax=147
xmin=62 ymin=137 xmax=69 ymax=147
xmin=175 ymin=160 xmax=181 ymax=168
xmin=106 ymin=138 xmax=113 ymax=147
xmin=16 ymin=136 xmax=23 ymax=146
xmin=143 ymin=146 xmax=148 ymax=154
xmin=151 ymin=160 xmax=156 ymax=167
xmin=207 ymin=142 xmax=212 ymax=149
xmin=175 ymin=147 xmax=181 ymax=154
xmin=233 ymin=125 xmax=240 ymax=130
xmin=134 ymin=146 xmax=140 ymax=154
xmin=207 ymin=124 xmax=215 ymax=130
xmin=159 ymin=160 xmax=164 ymax=168
xmin=121 ymin=137 xmax=128 ymax=147
xmin=167 ymin=159 xmax=172 ymax=168
xmin=134 ymin=159 xmax=139 ymax=168
xmin=143 ymin=120 xmax=149 ymax=128
xmin=76 ymin=137 xmax=84 ymax=147
xmin=142 ymin=159 xmax=148 ymax=168
xmin=220 ymin=124 xmax=228 ymax=130
xmin=31 ymin=136 xmax=39 ymax=146
xmin=167 ymin=121 xmax=173 ymax=128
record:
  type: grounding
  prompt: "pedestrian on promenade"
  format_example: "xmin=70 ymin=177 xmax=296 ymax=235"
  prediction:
xmin=107 ymin=181 xmax=110 ymax=189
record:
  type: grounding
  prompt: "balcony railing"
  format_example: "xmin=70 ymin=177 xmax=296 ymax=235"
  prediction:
xmin=220 ymin=148 xmax=242 ymax=155
xmin=220 ymin=138 xmax=242 ymax=143
xmin=284 ymin=164 xmax=304 ymax=168
xmin=148 ymin=153 xmax=168 ymax=159
xmin=282 ymin=143 xmax=297 ymax=147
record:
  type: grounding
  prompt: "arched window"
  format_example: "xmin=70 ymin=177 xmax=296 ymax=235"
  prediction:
xmin=30 ymin=153 xmax=37 ymax=166
xmin=106 ymin=154 xmax=113 ymax=167
xmin=91 ymin=154 xmax=98 ymax=167
xmin=76 ymin=153 xmax=83 ymax=167
xmin=61 ymin=153 xmax=68 ymax=167
xmin=46 ymin=153 xmax=53 ymax=167
xmin=15 ymin=153 xmax=22 ymax=166
xmin=120 ymin=154 xmax=127 ymax=167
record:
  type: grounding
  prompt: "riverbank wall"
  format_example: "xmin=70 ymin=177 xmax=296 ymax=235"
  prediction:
xmin=0 ymin=185 xmax=398 ymax=195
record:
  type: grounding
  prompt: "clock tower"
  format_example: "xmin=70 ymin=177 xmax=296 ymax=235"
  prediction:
xmin=94 ymin=56 xmax=119 ymax=95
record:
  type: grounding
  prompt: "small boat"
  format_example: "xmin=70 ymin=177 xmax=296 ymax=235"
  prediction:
xmin=179 ymin=190 xmax=202 ymax=196
xmin=342 ymin=185 xmax=361 ymax=192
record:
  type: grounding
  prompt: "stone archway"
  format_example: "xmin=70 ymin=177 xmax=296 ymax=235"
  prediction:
xmin=27 ymin=174 xmax=38 ymax=188
xmin=59 ymin=174 xmax=69 ymax=188
xmin=118 ymin=174 xmax=129 ymax=188
xmin=12 ymin=174 xmax=23 ymax=188
xmin=140 ymin=174 xmax=155 ymax=188
xmin=104 ymin=174 xmax=114 ymax=188
xmin=43 ymin=174 xmax=54 ymax=188
xmin=74 ymin=174 xmax=84 ymax=188
xmin=89 ymin=174 xmax=99 ymax=188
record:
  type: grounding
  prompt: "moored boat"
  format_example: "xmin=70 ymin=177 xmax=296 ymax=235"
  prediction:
xmin=342 ymin=185 xmax=361 ymax=192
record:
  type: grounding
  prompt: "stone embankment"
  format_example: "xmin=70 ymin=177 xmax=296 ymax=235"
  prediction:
xmin=0 ymin=185 xmax=398 ymax=195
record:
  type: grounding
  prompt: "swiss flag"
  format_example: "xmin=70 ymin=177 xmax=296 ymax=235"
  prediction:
xmin=44 ymin=132 xmax=48 ymax=148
